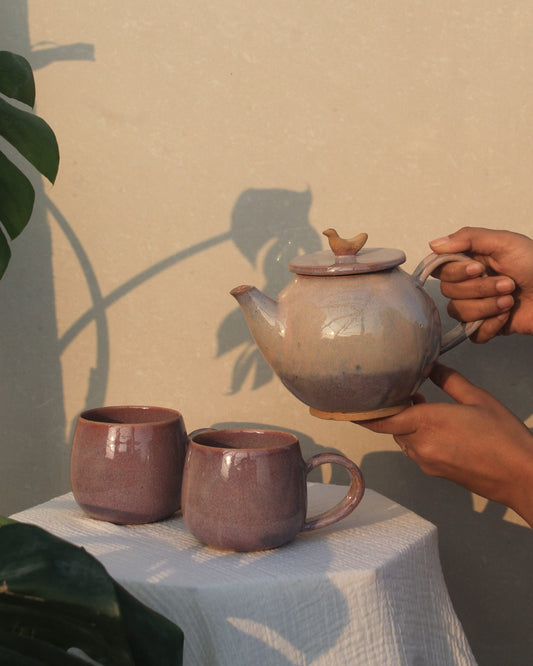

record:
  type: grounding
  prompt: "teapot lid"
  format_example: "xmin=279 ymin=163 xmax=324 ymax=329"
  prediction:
xmin=289 ymin=230 xmax=406 ymax=276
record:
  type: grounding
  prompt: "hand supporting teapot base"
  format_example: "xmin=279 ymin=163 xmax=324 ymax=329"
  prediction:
xmin=310 ymin=403 xmax=410 ymax=422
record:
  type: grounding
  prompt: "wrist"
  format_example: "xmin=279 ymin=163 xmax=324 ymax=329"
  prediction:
xmin=518 ymin=296 xmax=533 ymax=336
xmin=526 ymin=311 xmax=533 ymax=337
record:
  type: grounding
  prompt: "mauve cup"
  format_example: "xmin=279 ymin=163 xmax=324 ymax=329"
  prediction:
xmin=70 ymin=406 xmax=188 ymax=524
xmin=181 ymin=428 xmax=365 ymax=551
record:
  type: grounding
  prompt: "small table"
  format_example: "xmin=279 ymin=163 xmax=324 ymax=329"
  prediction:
xmin=12 ymin=484 xmax=476 ymax=665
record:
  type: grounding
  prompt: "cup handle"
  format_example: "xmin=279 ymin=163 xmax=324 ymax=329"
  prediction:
xmin=411 ymin=252 xmax=487 ymax=354
xmin=301 ymin=453 xmax=365 ymax=532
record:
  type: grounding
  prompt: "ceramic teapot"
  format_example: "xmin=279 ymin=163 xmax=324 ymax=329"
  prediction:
xmin=231 ymin=229 xmax=484 ymax=421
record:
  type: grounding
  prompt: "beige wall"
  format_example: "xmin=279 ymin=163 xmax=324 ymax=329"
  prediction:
xmin=1 ymin=2 xmax=532 ymax=663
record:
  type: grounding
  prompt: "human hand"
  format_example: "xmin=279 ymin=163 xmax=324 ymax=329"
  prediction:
xmin=358 ymin=364 xmax=533 ymax=527
xmin=429 ymin=226 xmax=533 ymax=342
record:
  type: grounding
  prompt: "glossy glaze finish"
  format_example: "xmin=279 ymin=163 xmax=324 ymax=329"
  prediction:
xmin=71 ymin=405 xmax=187 ymax=524
xmin=231 ymin=250 xmax=483 ymax=420
xmin=181 ymin=429 xmax=365 ymax=551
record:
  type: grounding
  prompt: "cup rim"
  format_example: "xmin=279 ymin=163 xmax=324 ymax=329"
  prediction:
xmin=190 ymin=428 xmax=299 ymax=451
xmin=78 ymin=405 xmax=184 ymax=426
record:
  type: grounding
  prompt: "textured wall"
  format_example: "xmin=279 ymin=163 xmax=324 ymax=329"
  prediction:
xmin=1 ymin=2 xmax=532 ymax=663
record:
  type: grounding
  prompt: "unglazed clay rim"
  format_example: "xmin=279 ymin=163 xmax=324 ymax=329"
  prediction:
xmin=309 ymin=404 xmax=410 ymax=421
xmin=79 ymin=405 xmax=184 ymax=426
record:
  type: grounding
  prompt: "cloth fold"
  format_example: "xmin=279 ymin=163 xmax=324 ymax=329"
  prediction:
xmin=12 ymin=483 xmax=476 ymax=665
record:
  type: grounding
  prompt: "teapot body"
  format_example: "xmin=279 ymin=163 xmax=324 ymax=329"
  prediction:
xmin=231 ymin=231 xmax=482 ymax=421
xmin=270 ymin=267 xmax=441 ymax=418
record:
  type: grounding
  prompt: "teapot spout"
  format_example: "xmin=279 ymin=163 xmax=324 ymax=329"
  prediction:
xmin=230 ymin=285 xmax=282 ymax=364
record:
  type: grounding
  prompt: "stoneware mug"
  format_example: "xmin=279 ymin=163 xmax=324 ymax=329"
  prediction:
xmin=71 ymin=405 xmax=188 ymax=524
xmin=181 ymin=428 xmax=365 ymax=551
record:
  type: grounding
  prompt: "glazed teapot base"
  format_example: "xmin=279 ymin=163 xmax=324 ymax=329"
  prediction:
xmin=309 ymin=403 xmax=410 ymax=422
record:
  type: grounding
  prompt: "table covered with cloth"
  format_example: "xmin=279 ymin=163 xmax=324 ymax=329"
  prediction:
xmin=12 ymin=483 xmax=476 ymax=665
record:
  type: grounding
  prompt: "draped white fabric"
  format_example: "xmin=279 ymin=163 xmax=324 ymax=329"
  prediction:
xmin=13 ymin=484 xmax=476 ymax=665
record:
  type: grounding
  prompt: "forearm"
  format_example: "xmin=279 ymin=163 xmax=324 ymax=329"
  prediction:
xmin=506 ymin=435 xmax=533 ymax=527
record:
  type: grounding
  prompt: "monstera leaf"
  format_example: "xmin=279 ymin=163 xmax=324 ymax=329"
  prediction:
xmin=0 ymin=51 xmax=59 ymax=278
xmin=0 ymin=517 xmax=184 ymax=665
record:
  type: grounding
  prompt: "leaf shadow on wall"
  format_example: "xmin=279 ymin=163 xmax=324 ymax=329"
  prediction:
xmin=0 ymin=9 xmax=96 ymax=515
xmin=31 ymin=42 xmax=95 ymax=70
xmin=217 ymin=187 xmax=322 ymax=393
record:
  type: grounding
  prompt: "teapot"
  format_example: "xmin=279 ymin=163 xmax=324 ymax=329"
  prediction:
xmin=231 ymin=230 xmax=484 ymax=421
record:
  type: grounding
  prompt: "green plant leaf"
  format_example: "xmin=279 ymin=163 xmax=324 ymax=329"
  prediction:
xmin=0 ymin=149 xmax=35 ymax=239
xmin=0 ymin=522 xmax=184 ymax=665
xmin=0 ymin=629 xmax=91 ymax=665
xmin=0 ymin=523 xmax=132 ymax=665
xmin=0 ymin=51 xmax=35 ymax=107
xmin=0 ymin=515 xmax=16 ymax=526
xmin=0 ymin=96 xmax=59 ymax=183
xmin=114 ymin=583 xmax=185 ymax=666
xmin=0 ymin=51 xmax=59 ymax=281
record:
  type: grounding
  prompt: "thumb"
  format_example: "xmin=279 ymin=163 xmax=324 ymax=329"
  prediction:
xmin=429 ymin=226 xmax=504 ymax=257
xmin=430 ymin=363 xmax=491 ymax=405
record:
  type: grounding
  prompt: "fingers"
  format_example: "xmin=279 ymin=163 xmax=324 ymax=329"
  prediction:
xmin=356 ymin=406 xmax=421 ymax=436
xmin=429 ymin=363 xmax=495 ymax=405
xmin=431 ymin=249 xmax=516 ymax=340
xmin=432 ymin=259 xmax=486 ymax=282
xmin=467 ymin=313 xmax=511 ymax=343
xmin=361 ymin=365 xmax=482 ymax=433
xmin=429 ymin=226 xmax=511 ymax=257
xmin=439 ymin=274 xmax=515 ymax=299
xmin=446 ymin=292 xmax=514 ymax=322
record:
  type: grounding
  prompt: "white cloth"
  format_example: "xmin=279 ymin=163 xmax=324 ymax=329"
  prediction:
xmin=12 ymin=484 xmax=476 ymax=665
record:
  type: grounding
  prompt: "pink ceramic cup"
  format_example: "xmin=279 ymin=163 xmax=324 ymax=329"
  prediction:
xmin=71 ymin=406 xmax=187 ymax=524
xmin=181 ymin=428 xmax=365 ymax=551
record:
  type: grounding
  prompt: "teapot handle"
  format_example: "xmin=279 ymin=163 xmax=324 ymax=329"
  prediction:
xmin=412 ymin=252 xmax=486 ymax=354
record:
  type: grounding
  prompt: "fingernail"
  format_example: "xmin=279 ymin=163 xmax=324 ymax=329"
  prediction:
xmin=466 ymin=262 xmax=483 ymax=276
xmin=496 ymin=277 xmax=515 ymax=293
xmin=429 ymin=236 xmax=450 ymax=248
xmin=496 ymin=295 xmax=514 ymax=310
